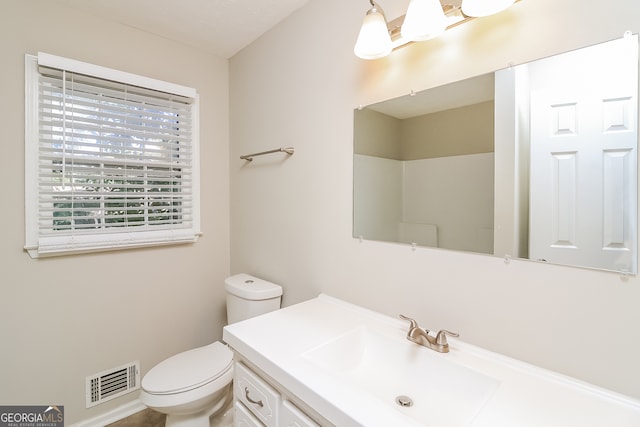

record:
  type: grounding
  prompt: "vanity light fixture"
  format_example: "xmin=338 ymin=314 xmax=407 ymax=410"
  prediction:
xmin=401 ymin=0 xmax=448 ymax=42
xmin=354 ymin=0 xmax=519 ymax=59
xmin=354 ymin=1 xmax=393 ymax=59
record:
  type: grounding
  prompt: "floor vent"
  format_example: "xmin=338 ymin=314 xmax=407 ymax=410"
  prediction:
xmin=86 ymin=361 xmax=140 ymax=408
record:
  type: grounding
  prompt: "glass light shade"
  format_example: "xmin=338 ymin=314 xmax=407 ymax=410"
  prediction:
xmin=354 ymin=7 xmax=392 ymax=60
xmin=461 ymin=0 xmax=516 ymax=17
xmin=401 ymin=0 xmax=447 ymax=42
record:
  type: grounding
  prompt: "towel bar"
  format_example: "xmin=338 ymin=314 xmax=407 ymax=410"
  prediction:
xmin=240 ymin=147 xmax=294 ymax=162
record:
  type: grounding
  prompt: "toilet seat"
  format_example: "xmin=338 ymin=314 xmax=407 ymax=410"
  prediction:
xmin=142 ymin=341 xmax=233 ymax=395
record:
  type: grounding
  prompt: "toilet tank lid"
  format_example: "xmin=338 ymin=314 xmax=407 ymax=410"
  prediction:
xmin=225 ymin=273 xmax=283 ymax=300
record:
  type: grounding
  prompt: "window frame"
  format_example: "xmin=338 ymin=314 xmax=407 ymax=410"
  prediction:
xmin=25 ymin=53 xmax=201 ymax=258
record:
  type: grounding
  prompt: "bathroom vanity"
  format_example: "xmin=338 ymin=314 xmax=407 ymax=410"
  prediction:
xmin=223 ymin=294 xmax=640 ymax=426
xmin=232 ymin=360 xmax=323 ymax=426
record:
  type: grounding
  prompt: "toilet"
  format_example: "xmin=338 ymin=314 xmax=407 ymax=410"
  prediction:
xmin=140 ymin=274 xmax=283 ymax=427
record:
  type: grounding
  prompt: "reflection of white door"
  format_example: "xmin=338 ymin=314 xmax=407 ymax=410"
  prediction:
xmin=529 ymin=35 xmax=638 ymax=272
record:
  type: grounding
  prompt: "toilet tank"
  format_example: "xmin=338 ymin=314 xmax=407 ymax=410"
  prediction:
xmin=225 ymin=274 xmax=283 ymax=324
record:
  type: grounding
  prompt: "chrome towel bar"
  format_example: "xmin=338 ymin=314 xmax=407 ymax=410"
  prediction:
xmin=240 ymin=147 xmax=294 ymax=162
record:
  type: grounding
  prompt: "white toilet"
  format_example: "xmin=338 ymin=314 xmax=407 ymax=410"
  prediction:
xmin=140 ymin=274 xmax=283 ymax=427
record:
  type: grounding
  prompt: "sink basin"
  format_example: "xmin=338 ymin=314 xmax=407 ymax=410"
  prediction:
xmin=302 ymin=327 xmax=500 ymax=426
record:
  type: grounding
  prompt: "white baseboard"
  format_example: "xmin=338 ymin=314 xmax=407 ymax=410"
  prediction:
xmin=69 ymin=399 xmax=147 ymax=427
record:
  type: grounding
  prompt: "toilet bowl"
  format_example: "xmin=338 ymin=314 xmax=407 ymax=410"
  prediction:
xmin=140 ymin=274 xmax=283 ymax=427
xmin=141 ymin=342 xmax=234 ymax=427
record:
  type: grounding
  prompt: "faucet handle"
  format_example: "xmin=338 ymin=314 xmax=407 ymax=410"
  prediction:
xmin=399 ymin=314 xmax=418 ymax=329
xmin=400 ymin=315 xmax=429 ymax=334
xmin=435 ymin=330 xmax=459 ymax=346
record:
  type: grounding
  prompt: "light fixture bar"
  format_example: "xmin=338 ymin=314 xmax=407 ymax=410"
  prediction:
xmin=387 ymin=3 xmax=468 ymax=50
xmin=355 ymin=0 xmax=521 ymax=59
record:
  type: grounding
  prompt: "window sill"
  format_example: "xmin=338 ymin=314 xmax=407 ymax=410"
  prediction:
xmin=25 ymin=230 xmax=202 ymax=258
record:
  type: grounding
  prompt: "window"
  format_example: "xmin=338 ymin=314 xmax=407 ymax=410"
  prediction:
xmin=25 ymin=53 xmax=200 ymax=258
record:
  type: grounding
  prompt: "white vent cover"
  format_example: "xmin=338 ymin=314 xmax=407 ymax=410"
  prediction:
xmin=86 ymin=361 xmax=140 ymax=408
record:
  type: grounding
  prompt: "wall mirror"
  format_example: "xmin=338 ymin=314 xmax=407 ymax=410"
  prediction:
xmin=353 ymin=34 xmax=639 ymax=274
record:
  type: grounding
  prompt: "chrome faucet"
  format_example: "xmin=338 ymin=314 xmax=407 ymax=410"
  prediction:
xmin=399 ymin=314 xmax=459 ymax=353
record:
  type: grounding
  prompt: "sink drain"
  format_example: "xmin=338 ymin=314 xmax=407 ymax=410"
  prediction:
xmin=395 ymin=395 xmax=413 ymax=407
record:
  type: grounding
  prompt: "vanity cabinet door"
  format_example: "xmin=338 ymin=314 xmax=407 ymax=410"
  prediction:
xmin=281 ymin=400 xmax=320 ymax=427
xmin=234 ymin=362 xmax=280 ymax=427
xmin=234 ymin=401 xmax=264 ymax=427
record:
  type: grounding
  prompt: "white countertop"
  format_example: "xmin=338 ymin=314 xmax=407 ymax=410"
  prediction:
xmin=223 ymin=294 xmax=640 ymax=426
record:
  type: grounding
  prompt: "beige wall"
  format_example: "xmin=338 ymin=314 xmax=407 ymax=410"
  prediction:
xmin=231 ymin=0 xmax=640 ymax=401
xmin=0 ymin=1 xmax=229 ymax=424
xmin=354 ymin=101 xmax=493 ymax=160
xmin=401 ymin=101 xmax=494 ymax=159
xmin=354 ymin=108 xmax=402 ymax=159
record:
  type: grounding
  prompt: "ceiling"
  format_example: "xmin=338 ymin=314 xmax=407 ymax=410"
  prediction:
xmin=50 ymin=0 xmax=461 ymax=60
xmin=52 ymin=0 xmax=310 ymax=59
xmin=367 ymin=72 xmax=495 ymax=119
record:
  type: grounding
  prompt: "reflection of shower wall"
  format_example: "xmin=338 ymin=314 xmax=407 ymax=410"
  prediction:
xmin=353 ymin=154 xmax=402 ymax=242
xmin=397 ymin=221 xmax=438 ymax=247
xmin=403 ymin=153 xmax=494 ymax=253
xmin=354 ymin=153 xmax=494 ymax=253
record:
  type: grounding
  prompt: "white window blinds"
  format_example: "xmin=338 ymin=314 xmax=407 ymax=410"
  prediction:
xmin=25 ymin=53 xmax=201 ymax=257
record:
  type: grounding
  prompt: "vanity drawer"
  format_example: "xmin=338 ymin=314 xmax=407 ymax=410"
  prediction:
xmin=234 ymin=401 xmax=263 ymax=427
xmin=281 ymin=400 xmax=320 ymax=427
xmin=234 ymin=362 xmax=280 ymax=427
